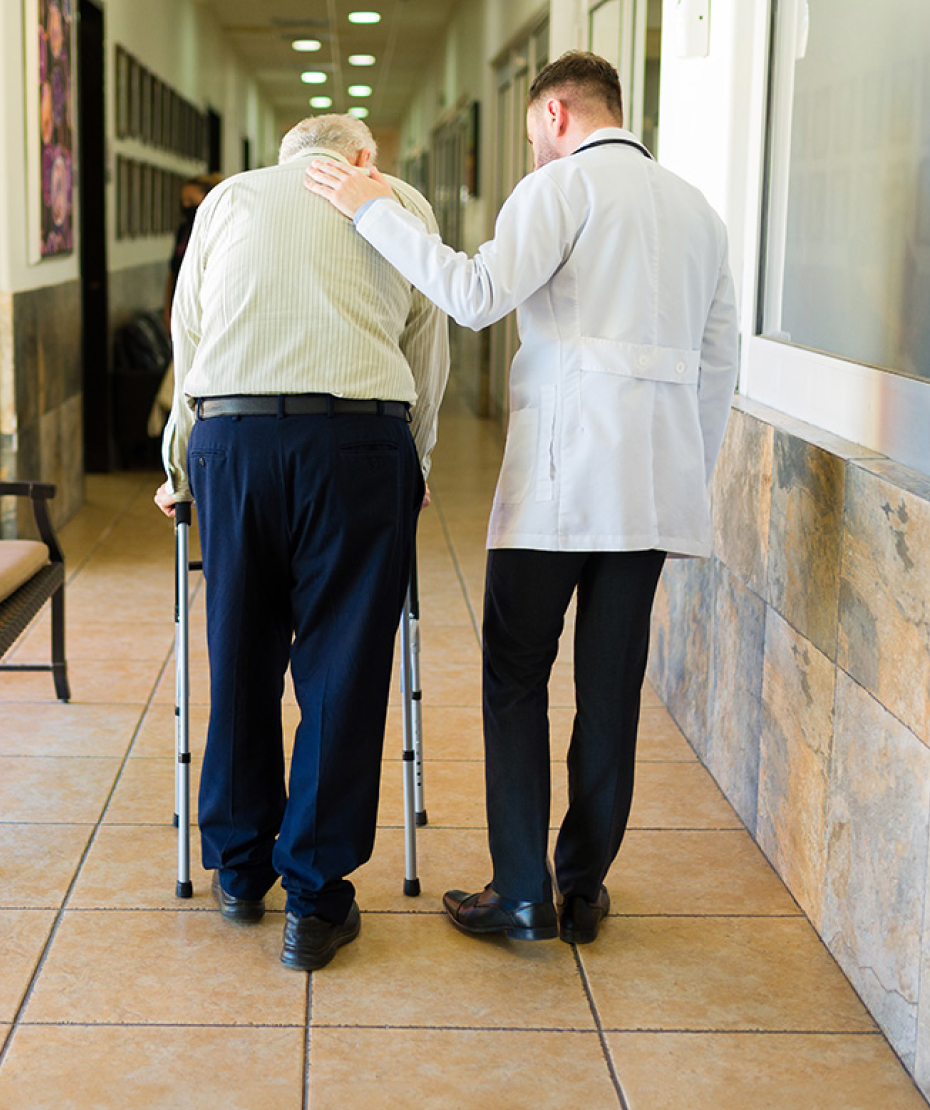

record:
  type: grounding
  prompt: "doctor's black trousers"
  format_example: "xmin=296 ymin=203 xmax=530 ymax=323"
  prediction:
xmin=482 ymin=547 xmax=666 ymax=906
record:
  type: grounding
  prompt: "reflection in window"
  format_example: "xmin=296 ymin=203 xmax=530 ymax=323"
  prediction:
xmin=762 ymin=0 xmax=930 ymax=382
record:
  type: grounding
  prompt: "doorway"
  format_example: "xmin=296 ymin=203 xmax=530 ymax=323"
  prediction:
xmin=77 ymin=0 xmax=111 ymax=471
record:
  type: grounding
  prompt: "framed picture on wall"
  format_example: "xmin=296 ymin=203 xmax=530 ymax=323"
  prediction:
xmin=151 ymin=78 xmax=163 ymax=147
xmin=140 ymin=67 xmax=152 ymax=143
xmin=161 ymin=86 xmax=172 ymax=151
xmin=116 ymin=156 xmax=130 ymax=239
xmin=115 ymin=46 xmax=130 ymax=138
xmin=128 ymin=56 xmax=141 ymax=139
xmin=130 ymin=159 xmax=142 ymax=237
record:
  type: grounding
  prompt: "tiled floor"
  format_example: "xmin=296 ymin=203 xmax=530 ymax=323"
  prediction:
xmin=0 ymin=387 xmax=927 ymax=1109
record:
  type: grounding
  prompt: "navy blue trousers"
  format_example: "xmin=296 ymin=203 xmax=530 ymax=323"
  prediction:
xmin=188 ymin=406 xmax=422 ymax=921
xmin=482 ymin=548 xmax=666 ymax=905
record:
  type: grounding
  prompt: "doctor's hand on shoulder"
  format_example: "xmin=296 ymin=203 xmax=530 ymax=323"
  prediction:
xmin=305 ymin=161 xmax=391 ymax=220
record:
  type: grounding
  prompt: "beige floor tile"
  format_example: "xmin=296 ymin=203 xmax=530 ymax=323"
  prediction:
xmin=389 ymin=660 xmax=480 ymax=707
xmin=15 ymin=618 xmax=174 ymax=664
xmin=607 ymin=1032 xmax=928 ymax=1110
xmin=580 ymin=917 xmax=877 ymax=1032
xmin=103 ymin=757 xmax=201 ymax=825
xmin=69 ymin=823 xmax=289 ymax=912
xmin=0 ymin=825 xmax=93 ymax=909
xmin=308 ymin=1028 xmax=616 ymax=1110
xmin=642 ymin=681 xmax=662 ymax=708
xmin=383 ymin=704 xmax=484 ymax=761
xmin=0 ymin=660 xmax=159 ymax=706
xmin=418 ymin=624 xmax=481 ymax=663
xmin=131 ymin=701 xmax=210 ymax=758
xmin=0 ymin=757 xmax=122 ymax=823
xmin=605 ymin=830 xmax=802 ymax=916
xmin=150 ymin=655 xmax=211 ymax=705
xmin=353 ymin=826 xmax=491 ymax=912
xmin=0 ymin=703 xmax=143 ymax=758
xmin=23 ymin=910 xmax=305 ymax=1025
xmin=628 ymin=762 xmax=743 ymax=830
xmin=545 ymin=705 xmax=698 ymax=764
xmin=310 ymin=913 xmax=594 ymax=1029
xmin=0 ymin=1024 xmax=304 ymax=1110
xmin=376 ymin=760 xmax=488 ymax=828
xmin=0 ymin=911 xmax=55 ymax=1022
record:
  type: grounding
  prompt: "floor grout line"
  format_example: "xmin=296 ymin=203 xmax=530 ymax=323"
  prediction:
xmin=572 ymin=946 xmax=631 ymax=1110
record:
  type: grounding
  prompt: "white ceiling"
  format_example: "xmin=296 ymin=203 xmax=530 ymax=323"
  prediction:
xmin=196 ymin=0 xmax=462 ymax=133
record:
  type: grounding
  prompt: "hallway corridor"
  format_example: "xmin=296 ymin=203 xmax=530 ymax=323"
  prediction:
xmin=0 ymin=387 xmax=925 ymax=1109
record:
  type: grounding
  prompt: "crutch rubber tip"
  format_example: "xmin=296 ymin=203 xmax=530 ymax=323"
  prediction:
xmin=403 ymin=878 xmax=421 ymax=897
xmin=173 ymin=813 xmax=179 ymax=828
xmin=416 ymin=811 xmax=428 ymax=827
xmin=176 ymin=880 xmax=193 ymax=899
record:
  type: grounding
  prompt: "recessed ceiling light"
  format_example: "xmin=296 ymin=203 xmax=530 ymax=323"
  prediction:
xmin=292 ymin=39 xmax=321 ymax=52
xmin=300 ymin=72 xmax=328 ymax=84
xmin=348 ymin=11 xmax=381 ymax=24
xmin=310 ymin=96 xmax=333 ymax=108
xmin=349 ymin=106 xmax=370 ymax=119
xmin=348 ymin=54 xmax=376 ymax=66
xmin=348 ymin=85 xmax=372 ymax=97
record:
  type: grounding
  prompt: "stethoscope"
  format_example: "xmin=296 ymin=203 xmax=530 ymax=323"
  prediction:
xmin=573 ymin=138 xmax=653 ymax=160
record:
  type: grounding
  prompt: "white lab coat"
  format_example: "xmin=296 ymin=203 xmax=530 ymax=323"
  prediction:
xmin=356 ymin=127 xmax=739 ymax=556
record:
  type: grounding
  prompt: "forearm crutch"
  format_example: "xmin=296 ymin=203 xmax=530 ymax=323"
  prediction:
xmin=173 ymin=501 xmax=195 ymax=899
xmin=400 ymin=550 xmax=427 ymax=896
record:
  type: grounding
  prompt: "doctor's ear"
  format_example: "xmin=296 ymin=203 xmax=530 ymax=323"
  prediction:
xmin=354 ymin=148 xmax=374 ymax=168
xmin=543 ymin=97 xmax=570 ymax=135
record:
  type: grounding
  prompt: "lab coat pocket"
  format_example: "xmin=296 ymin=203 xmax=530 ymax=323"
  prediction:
xmin=498 ymin=408 xmax=537 ymax=503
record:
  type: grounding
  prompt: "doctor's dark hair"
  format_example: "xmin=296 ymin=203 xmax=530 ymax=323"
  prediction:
xmin=527 ymin=51 xmax=624 ymax=126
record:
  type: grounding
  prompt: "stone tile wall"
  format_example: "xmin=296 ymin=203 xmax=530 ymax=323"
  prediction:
xmin=0 ymin=262 xmax=166 ymax=538
xmin=647 ymin=395 xmax=930 ymax=1096
xmin=0 ymin=282 xmax=83 ymax=538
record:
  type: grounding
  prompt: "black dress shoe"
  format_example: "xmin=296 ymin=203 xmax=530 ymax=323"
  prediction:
xmin=443 ymin=886 xmax=558 ymax=941
xmin=211 ymin=871 xmax=265 ymax=924
xmin=280 ymin=901 xmax=361 ymax=971
xmin=559 ymin=886 xmax=610 ymax=945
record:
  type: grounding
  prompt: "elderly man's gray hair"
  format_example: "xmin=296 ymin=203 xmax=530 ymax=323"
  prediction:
xmin=279 ymin=114 xmax=378 ymax=165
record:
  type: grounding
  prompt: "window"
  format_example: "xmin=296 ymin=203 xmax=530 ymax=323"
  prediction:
xmin=761 ymin=0 xmax=930 ymax=383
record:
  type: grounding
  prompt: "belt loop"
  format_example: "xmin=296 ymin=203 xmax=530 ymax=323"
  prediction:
xmin=326 ymin=395 xmax=334 ymax=417
xmin=406 ymin=404 xmax=412 ymax=424
xmin=376 ymin=400 xmax=385 ymax=415
xmin=277 ymin=395 xmax=286 ymax=419
xmin=196 ymin=398 xmax=203 ymax=420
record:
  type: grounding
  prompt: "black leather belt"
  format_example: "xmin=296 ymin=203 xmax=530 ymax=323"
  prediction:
xmin=196 ymin=395 xmax=410 ymax=420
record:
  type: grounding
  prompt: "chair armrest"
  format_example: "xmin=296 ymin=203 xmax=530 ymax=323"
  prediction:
xmin=0 ymin=481 xmax=57 ymax=501
xmin=0 ymin=481 xmax=63 ymax=563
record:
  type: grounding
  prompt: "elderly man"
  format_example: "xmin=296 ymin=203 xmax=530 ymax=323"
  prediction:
xmin=155 ymin=115 xmax=449 ymax=970
xmin=307 ymin=53 xmax=739 ymax=945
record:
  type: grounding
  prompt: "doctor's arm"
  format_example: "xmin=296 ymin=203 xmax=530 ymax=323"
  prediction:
xmin=306 ymin=161 xmax=574 ymax=331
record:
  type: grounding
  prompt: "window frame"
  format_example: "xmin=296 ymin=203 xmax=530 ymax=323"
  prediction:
xmin=741 ymin=0 xmax=930 ymax=476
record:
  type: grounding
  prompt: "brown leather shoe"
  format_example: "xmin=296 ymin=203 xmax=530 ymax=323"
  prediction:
xmin=559 ymin=886 xmax=610 ymax=944
xmin=211 ymin=871 xmax=265 ymax=925
xmin=280 ymin=901 xmax=361 ymax=971
xmin=443 ymin=886 xmax=558 ymax=941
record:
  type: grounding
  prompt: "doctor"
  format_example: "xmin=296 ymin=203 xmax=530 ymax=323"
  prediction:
xmin=307 ymin=51 xmax=739 ymax=945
